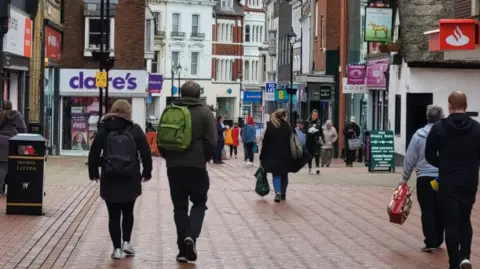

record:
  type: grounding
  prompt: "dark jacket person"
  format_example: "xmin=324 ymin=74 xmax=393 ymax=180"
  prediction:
xmin=159 ymin=81 xmax=217 ymax=263
xmin=88 ymin=99 xmax=153 ymax=259
xmin=425 ymin=91 xmax=480 ymax=269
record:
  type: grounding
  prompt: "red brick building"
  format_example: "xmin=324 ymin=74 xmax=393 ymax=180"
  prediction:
xmin=313 ymin=0 xmax=340 ymax=72
xmin=212 ymin=0 xmax=244 ymax=82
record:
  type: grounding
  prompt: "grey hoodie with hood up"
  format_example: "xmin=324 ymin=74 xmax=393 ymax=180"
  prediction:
xmin=403 ymin=123 xmax=438 ymax=181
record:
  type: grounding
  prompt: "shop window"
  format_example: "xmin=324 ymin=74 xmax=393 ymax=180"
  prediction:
xmin=217 ymin=97 xmax=235 ymax=120
xmin=84 ymin=17 xmax=115 ymax=57
xmin=395 ymin=94 xmax=401 ymax=135
xmin=61 ymin=97 xmax=131 ymax=151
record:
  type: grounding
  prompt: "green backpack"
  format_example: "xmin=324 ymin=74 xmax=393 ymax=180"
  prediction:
xmin=157 ymin=104 xmax=192 ymax=152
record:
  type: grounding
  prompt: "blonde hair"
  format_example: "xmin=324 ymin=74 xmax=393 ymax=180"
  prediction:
xmin=270 ymin=108 xmax=287 ymax=128
xmin=0 ymin=100 xmax=12 ymax=123
xmin=110 ymin=99 xmax=132 ymax=120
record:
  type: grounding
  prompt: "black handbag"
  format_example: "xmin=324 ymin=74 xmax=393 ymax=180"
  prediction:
xmin=290 ymin=149 xmax=313 ymax=173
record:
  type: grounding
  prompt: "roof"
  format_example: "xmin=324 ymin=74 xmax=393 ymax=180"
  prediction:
xmin=213 ymin=0 xmax=244 ymax=16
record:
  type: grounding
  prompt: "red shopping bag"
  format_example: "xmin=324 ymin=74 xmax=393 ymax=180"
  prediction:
xmin=387 ymin=183 xmax=414 ymax=225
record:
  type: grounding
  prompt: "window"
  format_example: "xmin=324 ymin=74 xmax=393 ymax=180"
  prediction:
xmin=190 ymin=52 xmax=199 ymax=75
xmin=84 ymin=17 xmax=115 ymax=57
xmin=192 ymin=15 xmax=199 ymax=34
xmin=221 ymin=0 xmax=233 ymax=9
xmin=145 ymin=19 xmax=152 ymax=52
xmin=172 ymin=13 xmax=180 ymax=32
xmin=152 ymin=52 xmax=159 ymax=73
xmin=172 ymin=51 xmax=179 ymax=67
xmin=217 ymin=24 xmax=222 ymax=41
xmin=222 ymin=24 xmax=226 ymax=41
xmin=395 ymin=94 xmax=401 ymax=135
xmin=244 ymin=61 xmax=250 ymax=81
xmin=87 ymin=18 xmax=103 ymax=49
xmin=153 ymin=12 xmax=162 ymax=33
xmin=262 ymin=55 xmax=266 ymax=81
xmin=321 ymin=16 xmax=326 ymax=48
xmin=215 ymin=59 xmax=221 ymax=80
xmin=245 ymin=25 xmax=250 ymax=42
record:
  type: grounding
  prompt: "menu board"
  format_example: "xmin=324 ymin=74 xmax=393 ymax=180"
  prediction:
xmin=368 ymin=130 xmax=395 ymax=172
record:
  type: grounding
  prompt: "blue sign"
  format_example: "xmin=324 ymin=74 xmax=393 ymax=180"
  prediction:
xmin=243 ymin=91 xmax=262 ymax=103
xmin=172 ymin=86 xmax=178 ymax=95
xmin=146 ymin=93 xmax=152 ymax=104
xmin=274 ymin=89 xmax=288 ymax=103
xmin=265 ymin=83 xmax=276 ymax=93
xmin=227 ymin=88 xmax=232 ymax=94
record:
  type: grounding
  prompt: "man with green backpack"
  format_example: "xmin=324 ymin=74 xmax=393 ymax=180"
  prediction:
xmin=157 ymin=81 xmax=217 ymax=263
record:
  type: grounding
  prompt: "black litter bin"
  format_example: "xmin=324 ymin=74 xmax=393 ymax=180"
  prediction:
xmin=6 ymin=133 xmax=47 ymax=215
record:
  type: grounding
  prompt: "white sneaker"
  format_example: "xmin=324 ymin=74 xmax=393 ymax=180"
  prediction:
xmin=460 ymin=259 xmax=472 ymax=269
xmin=122 ymin=241 xmax=135 ymax=256
xmin=245 ymin=162 xmax=253 ymax=167
xmin=111 ymin=248 xmax=124 ymax=259
xmin=308 ymin=169 xmax=313 ymax=175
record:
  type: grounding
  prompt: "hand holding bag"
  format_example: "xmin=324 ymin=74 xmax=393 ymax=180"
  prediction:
xmin=347 ymin=133 xmax=361 ymax=150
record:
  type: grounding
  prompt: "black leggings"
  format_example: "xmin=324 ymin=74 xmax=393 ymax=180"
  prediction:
xmin=230 ymin=146 xmax=238 ymax=157
xmin=308 ymin=154 xmax=320 ymax=169
xmin=106 ymin=201 xmax=136 ymax=249
xmin=245 ymin=142 xmax=254 ymax=162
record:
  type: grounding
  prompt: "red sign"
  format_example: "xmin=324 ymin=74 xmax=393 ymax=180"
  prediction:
xmin=439 ymin=19 xmax=476 ymax=51
xmin=45 ymin=26 xmax=62 ymax=62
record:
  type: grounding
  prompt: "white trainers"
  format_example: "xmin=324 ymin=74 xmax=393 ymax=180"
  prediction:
xmin=460 ymin=259 xmax=472 ymax=269
xmin=111 ymin=248 xmax=124 ymax=259
xmin=123 ymin=241 xmax=135 ymax=256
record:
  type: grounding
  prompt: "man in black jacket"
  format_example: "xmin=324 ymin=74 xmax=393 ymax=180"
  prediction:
xmin=159 ymin=81 xmax=217 ymax=263
xmin=425 ymin=91 xmax=480 ymax=269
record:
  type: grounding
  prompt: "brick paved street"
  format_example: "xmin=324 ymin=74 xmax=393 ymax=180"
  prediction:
xmin=0 ymin=156 xmax=479 ymax=269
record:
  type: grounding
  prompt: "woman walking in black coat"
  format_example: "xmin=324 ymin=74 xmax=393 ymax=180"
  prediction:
xmin=260 ymin=109 xmax=292 ymax=203
xmin=88 ymin=100 xmax=153 ymax=259
xmin=304 ymin=110 xmax=325 ymax=175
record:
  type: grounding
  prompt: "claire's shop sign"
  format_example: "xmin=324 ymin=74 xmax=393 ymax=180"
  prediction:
xmin=60 ymin=69 xmax=148 ymax=94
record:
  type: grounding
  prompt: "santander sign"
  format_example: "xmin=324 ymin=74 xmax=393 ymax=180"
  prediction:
xmin=445 ymin=25 xmax=469 ymax=46
xmin=439 ymin=19 xmax=476 ymax=51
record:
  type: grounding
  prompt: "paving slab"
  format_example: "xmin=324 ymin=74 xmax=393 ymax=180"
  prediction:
xmin=0 ymin=156 xmax=478 ymax=269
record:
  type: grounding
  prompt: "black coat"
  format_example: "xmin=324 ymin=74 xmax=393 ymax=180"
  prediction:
xmin=259 ymin=120 xmax=292 ymax=175
xmin=304 ymin=118 xmax=324 ymax=154
xmin=88 ymin=114 xmax=153 ymax=203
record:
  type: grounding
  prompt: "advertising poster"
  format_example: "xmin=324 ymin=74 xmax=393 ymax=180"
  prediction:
xmin=364 ymin=7 xmax=393 ymax=42
xmin=71 ymin=107 xmax=89 ymax=151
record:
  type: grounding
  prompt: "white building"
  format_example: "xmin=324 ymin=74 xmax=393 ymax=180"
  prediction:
xmin=148 ymin=0 xmax=216 ymax=118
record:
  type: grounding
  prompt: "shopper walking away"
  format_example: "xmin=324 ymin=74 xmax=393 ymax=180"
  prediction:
xmin=241 ymin=116 xmax=256 ymax=166
xmin=158 ymin=81 xmax=217 ymax=263
xmin=214 ymin=116 xmax=226 ymax=164
xmin=425 ymin=91 xmax=480 ymax=269
xmin=88 ymin=100 xmax=153 ymax=259
xmin=304 ymin=110 xmax=324 ymax=175
xmin=0 ymin=100 xmax=26 ymax=197
xmin=321 ymin=120 xmax=338 ymax=167
xmin=344 ymin=116 xmax=360 ymax=167
xmin=260 ymin=109 xmax=292 ymax=202
xmin=401 ymin=105 xmax=444 ymax=253
xmin=230 ymin=123 xmax=240 ymax=158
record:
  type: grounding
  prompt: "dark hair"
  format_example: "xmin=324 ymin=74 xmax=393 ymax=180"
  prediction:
xmin=217 ymin=115 xmax=223 ymax=121
xmin=0 ymin=100 xmax=12 ymax=123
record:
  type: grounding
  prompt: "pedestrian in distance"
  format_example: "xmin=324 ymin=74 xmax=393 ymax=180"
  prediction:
xmin=400 ymin=105 xmax=445 ymax=253
xmin=241 ymin=116 xmax=256 ymax=167
xmin=214 ymin=116 xmax=226 ymax=164
xmin=157 ymin=81 xmax=217 ymax=263
xmin=230 ymin=123 xmax=240 ymax=159
xmin=343 ymin=116 xmax=360 ymax=167
xmin=425 ymin=91 xmax=480 ymax=269
xmin=224 ymin=125 xmax=233 ymax=158
xmin=304 ymin=109 xmax=324 ymax=175
xmin=321 ymin=120 xmax=338 ymax=167
xmin=260 ymin=109 xmax=293 ymax=202
xmin=88 ymin=99 xmax=153 ymax=259
xmin=0 ymin=100 xmax=26 ymax=197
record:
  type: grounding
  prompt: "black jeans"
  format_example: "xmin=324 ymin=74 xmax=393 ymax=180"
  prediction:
xmin=308 ymin=154 xmax=320 ymax=169
xmin=281 ymin=175 xmax=288 ymax=194
xmin=416 ymin=176 xmax=444 ymax=248
xmin=105 ymin=201 xmax=136 ymax=249
xmin=245 ymin=142 xmax=254 ymax=162
xmin=215 ymin=140 xmax=224 ymax=162
xmin=345 ymin=148 xmax=356 ymax=165
xmin=167 ymin=167 xmax=210 ymax=252
xmin=439 ymin=185 xmax=477 ymax=268
xmin=230 ymin=146 xmax=238 ymax=157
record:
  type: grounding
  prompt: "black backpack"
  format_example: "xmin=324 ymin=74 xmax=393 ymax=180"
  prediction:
xmin=103 ymin=125 xmax=138 ymax=175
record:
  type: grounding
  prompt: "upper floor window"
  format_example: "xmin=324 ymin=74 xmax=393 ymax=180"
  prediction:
xmin=172 ymin=51 xmax=179 ymax=67
xmin=221 ymin=0 xmax=233 ymax=9
xmin=145 ymin=19 xmax=153 ymax=52
xmin=84 ymin=17 xmax=115 ymax=57
xmin=191 ymin=52 xmax=199 ymax=75
xmin=172 ymin=13 xmax=180 ymax=32
xmin=244 ymin=61 xmax=250 ymax=81
xmin=152 ymin=51 xmax=159 ymax=73
xmin=245 ymin=25 xmax=250 ymax=42
xmin=153 ymin=12 xmax=162 ymax=33
xmin=192 ymin=14 xmax=200 ymax=34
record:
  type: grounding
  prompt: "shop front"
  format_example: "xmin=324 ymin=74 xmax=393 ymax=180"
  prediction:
xmin=147 ymin=74 xmax=163 ymax=119
xmin=59 ymin=69 xmax=148 ymax=156
xmin=1 ymin=6 xmax=32 ymax=113
xmin=365 ymin=56 xmax=389 ymax=131
xmin=242 ymin=90 xmax=262 ymax=123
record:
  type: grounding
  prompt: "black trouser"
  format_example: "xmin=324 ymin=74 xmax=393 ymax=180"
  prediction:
xmin=308 ymin=154 xmax=320 ymax=169
xmin=215 ymin=140 xmax=224 ymax=162
xmin=230 ymin=146 xmax=237 ymax=157
xmin=345 ymin=148 xmax=356 ymax=165
xmin=416 ymin=176 xmax=444 ymax=248
xmin=105 ymin=201 xmax=136 ymax=249
xmin=281 ymin=175 xmax=288 ymax=194
xmin=245 ymin=142 xmax=254 ymax=162
xmin=167 ymin=167 xmax=210 ymax=252
xmin=439 ymin=185 xmax=477 ymax=268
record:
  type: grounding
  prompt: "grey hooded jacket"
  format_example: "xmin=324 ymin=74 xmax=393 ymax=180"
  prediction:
xmin=402 ymin=124 xmax=438 ymax=181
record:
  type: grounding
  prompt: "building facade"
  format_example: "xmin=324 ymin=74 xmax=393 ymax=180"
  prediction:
xmin=263 ymin=0 xmax=278 ymax=118
xmin=211 ymin=0 xmax=244 ymax=122
xmin=60 ymin=0 xmax=148 ymax=156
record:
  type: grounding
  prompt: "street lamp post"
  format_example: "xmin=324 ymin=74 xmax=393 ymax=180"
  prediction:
xmin=170 ymin=62 xmax=182 ymax=98
xmin=177 ymin=64 xmax=182 ymax=97
xmin=238 ymin=72 xmax=243 ymax=123
xmin=286 ymin=27 xmax=297 ymax=127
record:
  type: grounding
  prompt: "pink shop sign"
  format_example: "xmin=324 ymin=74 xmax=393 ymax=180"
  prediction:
xmin=366 ymin=60 xmax=389 ymax=88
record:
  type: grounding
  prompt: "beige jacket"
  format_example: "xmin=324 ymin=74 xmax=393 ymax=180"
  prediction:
xmin=321 ymin=127 xmax=338 ymax=149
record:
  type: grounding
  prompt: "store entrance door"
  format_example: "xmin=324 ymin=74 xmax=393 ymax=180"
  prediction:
xmin=406 ymin=93 xmax=432 ymax=150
